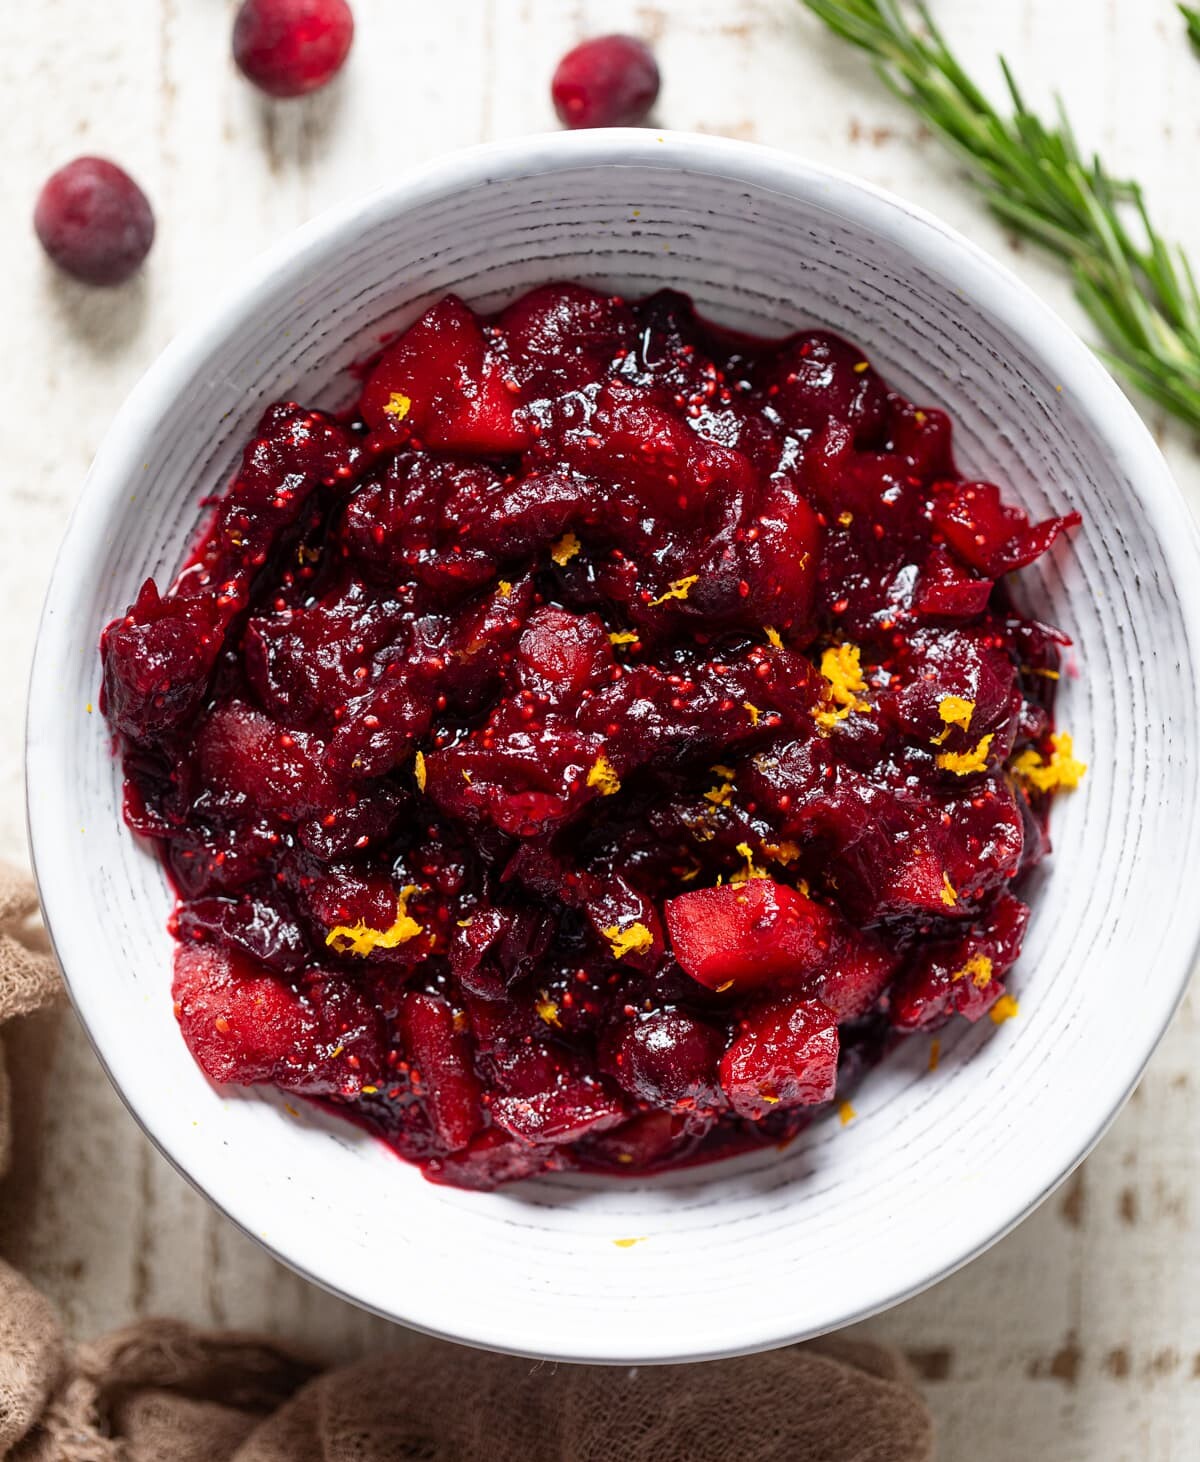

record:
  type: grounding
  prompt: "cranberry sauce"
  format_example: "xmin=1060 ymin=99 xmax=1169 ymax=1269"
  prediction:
xmin=100 ymin=285 xmax=1083 ymax=1190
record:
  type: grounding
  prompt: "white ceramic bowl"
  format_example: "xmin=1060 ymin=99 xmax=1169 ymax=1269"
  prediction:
xmin=27 ymin=130 xmax=1200 ymax=1364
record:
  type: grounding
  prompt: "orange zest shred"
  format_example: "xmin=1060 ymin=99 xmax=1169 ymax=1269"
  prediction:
xmin=731 ymin=841 xmax=769 ymax=884
xmin=602 ymin=921 xmax=655 ymax=960
xmin=535 ymin=995 xmax=561 ymax=1028
xmin=609 ymin=630 xmax=639 ymax=646
xmin=951 ymin=952 xmax=994 ymax=988
xmin=649 ymin=574 xmax=699 ymax=606
xmin=814 ymin=643 xmax=871 ymax=731
xmin=414 ymin=750 xmax=427 ymax=793
xmin=939 ymin=695 xmax=976 ymax=731
xmin=936 ymin=733 xmax=994 ymax=775
xmin=931 ymin=695 xmax=976 ymax=745
xmin=940 ymin=873 xmax=957 ymax=908
xmin=764 ymin=626 xmax=784 ymax=649
xmin=744 ymin=701 xmax=761 ymax=726
xmin=587 ymin=753 xmax=621 ymax=796
xmin=326 ymin=886 xmax=422 ymax=957
xmin=838 ymin=1101 xmax=857 ymax=1125
xmin=612 ymin=1236 xmax=647 ymax=1248
xmin=1011 ymin=731 xmax=1086 ymax=793
xmin=704 ymin=764 xmax=736 ymax=806
xmin=989 ymin=994 xmax=1020 ymax=1025
xmin=498 ymin=579 xmax=513 ymax=599
xmin=551 ymin=530 xmax=581 ymax=566
xmin=383 ymin=392 xmax=412 ymax=420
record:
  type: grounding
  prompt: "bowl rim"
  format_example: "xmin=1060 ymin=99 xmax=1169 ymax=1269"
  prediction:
xmin=26 ymin=127 xmax=1200 ymax=1363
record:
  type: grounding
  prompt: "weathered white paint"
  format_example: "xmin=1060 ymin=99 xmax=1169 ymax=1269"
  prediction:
xmin=2 ymin=1 xmax=1198 ymax=1456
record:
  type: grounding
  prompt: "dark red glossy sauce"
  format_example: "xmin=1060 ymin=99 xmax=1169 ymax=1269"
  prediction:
xmin=101 ymin=285 xmax=1082 ymax=1189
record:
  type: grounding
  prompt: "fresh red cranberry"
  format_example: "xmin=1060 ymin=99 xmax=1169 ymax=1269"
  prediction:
xmin=551 ymin=35 xmax=660 ymax=129
xmin=33 ymin=157 xmax=154 ymax=287
xmin=720 ymin=999 xmax=840 ymax=1120
xmin=600 ymin=1011 xmax=725 ymax=1109
xmin=233 ymin=0 xmax=354 ymax=98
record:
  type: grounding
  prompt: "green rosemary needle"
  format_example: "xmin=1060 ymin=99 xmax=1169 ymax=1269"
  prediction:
xmin=1182 ymin=5 xmax=1200 ymax=54
xmin=801 ymin=0 xmax=1200 ymax=432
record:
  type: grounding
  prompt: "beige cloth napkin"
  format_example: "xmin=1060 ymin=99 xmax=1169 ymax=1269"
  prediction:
xmin=0 ymin=859 xmax=934 ymax=1461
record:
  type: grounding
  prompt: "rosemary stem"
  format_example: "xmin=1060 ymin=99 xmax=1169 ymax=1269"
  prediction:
xmin=801 ymin=0 xmax=1200 ymax=433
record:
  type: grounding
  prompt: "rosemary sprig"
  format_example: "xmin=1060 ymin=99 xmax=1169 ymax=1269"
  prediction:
xmin=801 ymin=0 xmax=1200 ymax=431
xmin=1183 ymin=5 xmax=1200 ymax=54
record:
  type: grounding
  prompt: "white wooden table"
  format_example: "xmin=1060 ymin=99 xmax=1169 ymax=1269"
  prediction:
xmin=3 ymin=2 xmax=1198 ymax=1456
